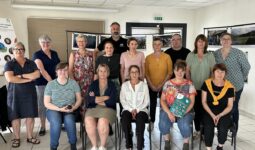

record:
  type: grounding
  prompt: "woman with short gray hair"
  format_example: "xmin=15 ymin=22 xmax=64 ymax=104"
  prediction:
xmin=32 ymin=34 xmax=60 ymax=136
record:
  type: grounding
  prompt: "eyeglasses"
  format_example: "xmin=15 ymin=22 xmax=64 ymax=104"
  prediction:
xmin=13 ymin=48 xmax=25 ymax=52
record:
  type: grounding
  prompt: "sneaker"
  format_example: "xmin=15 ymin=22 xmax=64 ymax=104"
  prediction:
xmin=147 ymin=122 xmax=154 ymax=131
xmin=98 ymin=146 xmax=107 ymax=150
xmin=216 ymin=145 xmax=223 ymax=150
xmin=164 ymin=140 xmax=171 ymax=150
xmin=90 ymin=146 xmax=98 ymax=150
xmin=39 ymin=128 xmax=46 ymax=136
xmin=182 ymin=143 xmax=189 ymax=150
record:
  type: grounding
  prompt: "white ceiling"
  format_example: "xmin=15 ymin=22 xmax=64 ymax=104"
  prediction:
xmin=9 ymin=0 xmax=229 ymax=10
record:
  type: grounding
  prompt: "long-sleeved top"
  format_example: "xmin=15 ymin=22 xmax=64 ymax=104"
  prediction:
xmin=86 ymin=79 xmax=117 ymax=110
xmin=120 ymin=81 xmax=150 ymax=114
xmin=214 ymin=47 xmax=250 ymax=91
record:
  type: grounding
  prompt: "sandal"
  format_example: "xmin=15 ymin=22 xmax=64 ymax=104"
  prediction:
xmin=27 ymin=137 xmax=40 ymax=144
xmin=11 ymin=139 xmax=20 ymax=148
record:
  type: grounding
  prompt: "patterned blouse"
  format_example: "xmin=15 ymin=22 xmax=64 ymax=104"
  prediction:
xmin=162 ymin=79 xmax=196 ymax=107
xmin=72 ymin=50 xmax=94 ymax=97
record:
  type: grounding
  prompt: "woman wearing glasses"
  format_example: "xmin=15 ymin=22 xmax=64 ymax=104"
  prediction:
xmin=4 ymin=42 xmax=41 ymax=148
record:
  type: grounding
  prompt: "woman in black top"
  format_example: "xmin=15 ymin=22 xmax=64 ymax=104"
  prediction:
xmin=201 ymin=63 xmax=235 ymax=150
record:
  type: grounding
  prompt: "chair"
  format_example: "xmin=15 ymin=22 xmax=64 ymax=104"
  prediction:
xmin=199 ymin=121 xmax=237 ymax=150
xmin=159 ymin=113 xmax=194 ymax=150
xmin=118 ymin=102 xmax=152 ymax=150
xmin=0 ymin=126 xmax=12 ymax=143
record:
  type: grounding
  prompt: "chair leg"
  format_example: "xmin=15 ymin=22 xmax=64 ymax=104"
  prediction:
xmin=191 ymin=123 xmax=193 ymax=150
xmin=0 ymin=133 xmax=7 ymax=143
xmin=8 ymin=126 xmax=12 ymax=133
xmin=119 ymin=123 xmax=122 ymax=150
xmin=115 ymin=122 xmax=117 ymax=150
xmin=149 ymin=123 xmax=151 ymax=150
xmin=159 ymin=132 xmax=162 ymax=150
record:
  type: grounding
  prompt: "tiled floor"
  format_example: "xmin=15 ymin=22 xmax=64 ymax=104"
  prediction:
xmin=1 ymin=108 xmax=255 ymax=150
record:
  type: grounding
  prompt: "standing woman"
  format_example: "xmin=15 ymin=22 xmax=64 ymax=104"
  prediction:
xmin=201 ymin=63 xmax=234 ymax=150
xmin=4 ymin=42 xmax=40 ymax=148
xmin=186 ymin=34 xmax=215 ymax=136
xmin=69 ymin=34 xmax=94 ymax=105
xmin=32 ymin=34 xmax=60 ymax=136
xmin=120 ymin=65 xmax=149 ymax=150
xmin=44 ymin=62 xmax=82 ymax=150
xmin=120 ymin=37 xmax=145 ymax=83
xmin=145 ymin=37 xmax=172 ymax=131
xmin=85 ymin=64 xmax=117 ymax=150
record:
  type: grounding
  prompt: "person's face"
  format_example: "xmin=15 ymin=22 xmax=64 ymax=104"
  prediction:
xmin=171 ymin=35 xmax=182 ymax=49
xmin=104 ymin=43 xmax=114 ymax=56
xmin=128 ymin=40 xmax=138 ymax=51
xmin=111 ymin=24 xmax=120 ymax=37
xmin=174 ymin=68 xmax=185 ymax=80
xmin=98 ymin=66 xmax=108 ymax=79
xmin=220 ymin=35 xmax=232 ymax=48
xmin=213 ymin=69 xmax=226 ymax=80
xmin=13 ymin=45 xmax=25 ymax=58
xmin=76 ymin=38 xmax=87 ymax=49
xmin=56 ymin=66 xmax=69 ymax=79
xmin=197 ymin=39 xmax=206 ymax=51
xmin=129 ymin=67 xmax=140 ymax=81
xmin=39 ymin=40 xmax=51 ymax=51
xmin=153 ymin=40 xmax=162 ymax=52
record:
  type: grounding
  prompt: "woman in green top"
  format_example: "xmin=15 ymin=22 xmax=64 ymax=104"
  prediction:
xmin=186 ymin=34 xmax=215 ymax=137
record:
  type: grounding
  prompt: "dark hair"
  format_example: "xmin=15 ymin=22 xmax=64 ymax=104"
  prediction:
xmin=220 ymin=32 xmax=232 ymax=39
xmin=153 ymin=37 xmax=162 ymax=42
xmin=194 ymin=34 xmax=208 ymax=54
xmin=127 ymin=37 xmax=138 ymax=45
xmin=110 ymin=22 xmax=120 ymax=27
xmin=212 ymin=63 xmax=227 ymax=74
xmin=128 ymin=65 xmax=140 ymax=75
xmin=174 ymin=59 xmax=187 ymax=71
xmin=56 ymin=62 xmax=68 ymax=71
xmin=104 ymin=41 xmax=114 ymax=49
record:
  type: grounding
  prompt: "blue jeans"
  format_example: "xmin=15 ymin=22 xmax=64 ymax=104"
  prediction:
xmin=46 ymin=109 xmax=77 ymax=148
xmin=158 ymin=109 xmax=193 ymax=138
xmin=232 ymin=88 xmax=243 ymax=131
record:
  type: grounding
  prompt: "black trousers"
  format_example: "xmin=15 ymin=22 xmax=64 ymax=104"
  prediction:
xmin=194 ymin=90 xmax=204 ymax=131
xmin=203 ymin=113 xmax=232 ymax=147
xmin=121 ymin=110 xmax=148 ymax=150
xmin=148 ymin=87 xmax=162 ymax=123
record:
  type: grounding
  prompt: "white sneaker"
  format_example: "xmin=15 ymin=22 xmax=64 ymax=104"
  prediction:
xmin=147 ymin=122 xmax=154 ymax=131
xmin=98 ymin=146 xmax=107 ymax=150
xmin=91 ymin=146 xmax=98 ymax=150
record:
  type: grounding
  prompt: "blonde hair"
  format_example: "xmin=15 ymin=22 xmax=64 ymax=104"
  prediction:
xmin=96 ymin=64 xmax=110 ymax=77
xmin=75 ymin=33 xmax=87 ymax=42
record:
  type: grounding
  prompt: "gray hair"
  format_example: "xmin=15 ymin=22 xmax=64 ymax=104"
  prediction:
xmin=38 ymin=34 xmax=52 ymax=43
xmin=75 ymin=33 xmax=87 ymax=42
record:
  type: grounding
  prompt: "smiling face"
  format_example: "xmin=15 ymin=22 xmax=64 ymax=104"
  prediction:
xmin=171 ymin=34 xmax=182 ymax=50
xmin=97 ymin=65 xmax=109 ymax=80
xmin=104 ymin=42 xmax=114 ymax=56
xmin=128 ymin=40 xmax=138 ymax=51
xmin=174 ymin=68 xmax=185 ymax=80
xmin=56 ymin=66 xmax=69 ymax=79
xmin=129 ymin=66 xmax=140 ymax=81
xmin=76 ymin=37 xmax=87 ymax=49
xmin=13 ymin=43 xmax=25 ymax=59
xmin=213 ymin=69 xmax=226 ymax=81
xmin=39 ymin=40 xmax=51 ymax=51
xmin=153 ymin=40 xmax=162 ymax=52
xmin=196 ymin=39 xmax=206 ymax=52
xmin=220 ymin=34 xmax=232 ymax=49
xmin=111 ymin=24 xmax=120 ymax=38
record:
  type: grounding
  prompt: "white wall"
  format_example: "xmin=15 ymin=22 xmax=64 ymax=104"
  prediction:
xmin=0 ymin=1 xmax=196 ymax=87
xmin=195 ymin=0 xmax=255 ymax=116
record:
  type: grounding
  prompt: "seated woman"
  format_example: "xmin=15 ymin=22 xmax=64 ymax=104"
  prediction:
xmin=44 ymin=62 xmax=82 ymax=150
xmin=120 ymin=65 xmax=149 ymax=150
xmin=201 ymin=63 xmax=234 ymax=150
xmin=159 ymin=60 xmax=196 ymax=150
xmin=85 ymin=64 xmax=117 ymax=150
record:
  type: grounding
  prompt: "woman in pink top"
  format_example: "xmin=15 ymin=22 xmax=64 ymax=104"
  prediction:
xmin=120 ymin=37 xmax=145 ymax=83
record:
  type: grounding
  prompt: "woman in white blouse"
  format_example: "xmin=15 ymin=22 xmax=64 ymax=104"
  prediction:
xmin=120 ymin=65 xmax=150 ymax=150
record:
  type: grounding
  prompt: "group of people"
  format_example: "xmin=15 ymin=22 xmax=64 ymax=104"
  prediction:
xmin=4 ymin=21 xmax=250 ymax=150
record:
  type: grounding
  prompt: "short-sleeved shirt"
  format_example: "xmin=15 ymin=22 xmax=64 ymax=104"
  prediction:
xmin=201 ymin=81 xmax=234 ymax=114
xmin=95 ymin=54 xmax=120 ymax=79
xmin=97 ymin=36 xmax=128 ymax=55
xmin=214 ymin=47 xmax=250 ymax=91
xmin=44 ymin=79 xmax=80 ymax=108
xmin=32 ymin=49 xmax=60 ymax=86
xmin=145 ymin=52 xmax=172 ymax=87
xmin=162 ymin=79 xmax=196 ymax=107
xmin=165 ymin=47 xmax=190 ymax=67
xmin=186 ymin=52 xmax=215 ymax=90
xmin=120 ymin=51 xmax=145 ymax=79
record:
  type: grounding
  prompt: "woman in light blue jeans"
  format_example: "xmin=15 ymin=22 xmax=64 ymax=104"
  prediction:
xmin=158 ymin=60 xmax=196 ymax=150
xmin=44 ymin=62 xmax=82 ymax=150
